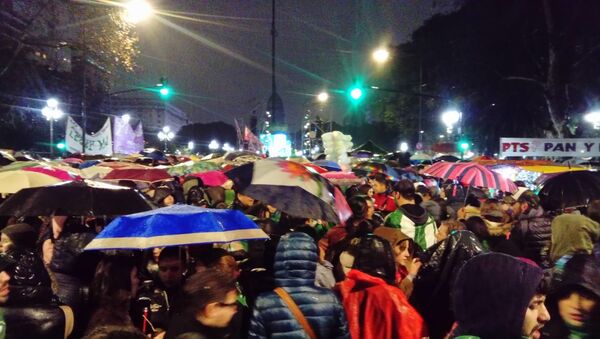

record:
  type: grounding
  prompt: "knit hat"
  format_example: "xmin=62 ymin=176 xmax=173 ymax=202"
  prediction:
xmin=453 ymin=252 xmax=544 ymax=338
xmin=1 ymin=223 xmax=37 ymax=249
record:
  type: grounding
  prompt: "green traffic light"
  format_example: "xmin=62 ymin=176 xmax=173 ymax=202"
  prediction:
xmin=460 ymin=142 xmax=469 ymax=151
xmin=57 ymin=142 xmax=66 ymax=150
xmin=350 ymin=88 xmax=363 ymax=100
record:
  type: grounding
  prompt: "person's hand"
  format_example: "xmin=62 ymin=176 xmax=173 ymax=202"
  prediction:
xmin=407 ymin=258 xmax=422 ymax=277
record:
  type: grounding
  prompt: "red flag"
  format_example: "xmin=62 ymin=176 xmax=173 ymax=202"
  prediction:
xmin=244 ymin=127 xmax=262 ymax=152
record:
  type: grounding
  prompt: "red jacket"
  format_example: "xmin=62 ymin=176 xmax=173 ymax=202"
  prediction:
xmin=373 ymin=193 xmax=396 ymax=213
xmin=336 ymin=269 xmax=425 ymax=339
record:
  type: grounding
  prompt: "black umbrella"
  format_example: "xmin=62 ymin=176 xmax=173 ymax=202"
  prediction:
xmin=538 ymin=171 xmax=600 ymax=211
xmin=433 ymin=155 xmax=460 ymax=163
xmin=0 ymin=181 xmax=154 ymax=217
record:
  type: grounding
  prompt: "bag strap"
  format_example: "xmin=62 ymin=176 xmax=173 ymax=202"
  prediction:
xmin=274 ymin=287 xmax=317 ymax=339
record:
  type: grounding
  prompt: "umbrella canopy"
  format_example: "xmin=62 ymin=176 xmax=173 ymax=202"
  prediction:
xmin=0 ymin=170 xmax=63 ymax=194
xmin=224 ymin=151 xmax=260 ymax=161
xmin=167 ymin=161 xmax=221 ymax=176
xmin=225 ymin=159 xmax=339 ymax=222
xmin=352 ymin=161 xmax=401 ymax=181
xmin=538 ymin=171 xmax=600 ymax=211
xmin=104 ymin=168 xmax=172 ymax=183
xmin=410 ymin=152 xmax=433 ymax=161
xmin=0 ymin=151 xmax=15 ymax=166
xmin=433 ymin=155 xmax=460 ymax=163
xmin=321 ymin=172 xmax=362 ymax=187
xmin=425 ymin=162 xmax=517 ymax=192
xmin=84 ymin=205 xmax=268 ymax=250
xmin=23 ymin=166 xmax=80 ymax=181
xmin=303 ymin=163 xmax=328 ymax=174
xmin=190 ymin=170 xmax=228 ymax=187
xmin=62 ymin=158 xmax=83 ymax=165
xmin=0 ymin=160 xmax=44 ymax=172
xmin=519 ymin=165 xmax=586 ymax=174
xmin=0 ymin=180 xmax=154 ymax=217
xmin=80 ymin=166 xmax=113 ymax=180
xmin=351 ymin=140 xmax=389 ymax=155
xmin=313 ymin=160 xmax=342 ymax=172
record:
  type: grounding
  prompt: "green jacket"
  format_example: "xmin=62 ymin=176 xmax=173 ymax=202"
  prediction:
xmin=384 ymin=204 xmax=437 ymax=249
xmin=550 ymin=213 xmax=600 ymax=263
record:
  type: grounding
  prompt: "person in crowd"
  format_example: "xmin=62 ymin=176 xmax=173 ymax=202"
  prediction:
xmin=295 ymin=225 xmax=336 ymax=289
xmin=451 ymin=252 xmax=550 ymax=339
xmin=85 ymin=256 xmax=142 ymax=335
xmin=435 ymin=219 xmax=466 ymax=242
xmin=465 ymin=215 xmax=523 ymax=256
xmin=384 ymin=179 xmax=437 ymax=249
xmin=153 ymin=185 xmax=176 ymax=207
xmin=83 ymin=325 xmax=148 ymax=339
xmin=542 ymin=254 xmax=600 ymax=338
xmin=166 ymin=269 xmax=240 ymax=339
xmin=336 ymin=234 xmax=424 ymax=339
xmin=417 ymin=185 xmax=442 ymax=225
xmin=374 ymin=227 xmax=422 ymax=297
xmin=321 ymin=195 xmax=372 ymax=251
xmin=457 ymin=194 xmax=482 ymax=221
xmin=549 ymin=210 xmax=600 ymax=264
xmin=511 ymin=190 xmax=554 ymax=267
xmin=233 ymin=191 xmax=263 ymax=216
xmin=155 ymin=247 xmax=187 ymax=313
xmin=410 ymin=230 xmax=484 ymax=339
xmin=0 ymin=222 xmax=54 ymax=304
xmin=369 ymin=173 xmax=396 ymax=213
xmin=248 ymin=232 xmax=349 ymax=339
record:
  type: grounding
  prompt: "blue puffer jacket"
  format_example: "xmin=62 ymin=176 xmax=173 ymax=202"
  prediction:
xmin=248 ymin=232 xmax=349 ymax=339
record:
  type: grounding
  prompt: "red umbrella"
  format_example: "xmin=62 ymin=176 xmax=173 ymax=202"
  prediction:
xmin=303 ymin=163 xmax=328 ymax=174
xmin=24 ymin=166 xmax=80 ymax=181
xmin=425 ymin=162 xmax=516 ymax=192
xmin=62 ymin=157 xmax=83 ymax=164
xmin=104 ymin=168 xmax=173 ymax=183
xmin=190 ymin=170 xmax=228 ymax=187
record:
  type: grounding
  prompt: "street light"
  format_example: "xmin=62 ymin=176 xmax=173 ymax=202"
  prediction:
xmin=584 ymin=111 xmax=600 ymax=130
xmin=122 ymin=114 xmax=131 ymax=124
xmin=157 ymin=125 xmax=175 ymax=152
xmin=222 ymin=143 xmax=234 ymax=152
xmin=317 ymin=91 xmax=329 ymax=103
xmin=123 ymin=0 xmax=154 ymax=24
xmin=372 ymin=47 xmax=391 ymax=64
xmin=208 ymin=139 xmax=220 ymax=151
xmin=441 ymin=109 xmax=461 ymax=134
xmin=188 ymin=141 xmax=195 ymax=151
xmin=399 ymin=142 xmax=409 ymax=152
xmin=41 ymin=98 xmax=64 ymax=157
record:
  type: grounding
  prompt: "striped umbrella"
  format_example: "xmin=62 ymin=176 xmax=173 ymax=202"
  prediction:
xmin=425 ymin=162 xmax=517 ymax=192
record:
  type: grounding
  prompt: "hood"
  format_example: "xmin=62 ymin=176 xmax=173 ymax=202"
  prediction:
xmin=453 ymin=252 xmax=544 ymax=339
xmin=550 ymin=214 xmax=600 ymax=263
xmin=399 ymin=204 xmax=429 ymax=225
xmin=551 ymin=254 xmax=600 ymax=300
xmin=421 ymin=200 xmax=441 ymax=219
xmin=373 ymin=226 xmax=410 ymax=248
xmin=274 ymin=232 xmax=317 ymax=287
xmin=347 ymin=234 xmax=397 ymax=284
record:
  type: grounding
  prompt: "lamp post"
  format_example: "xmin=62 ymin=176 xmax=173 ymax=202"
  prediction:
xmin=208 ymin=139 xmax=220 ymax=151
xmin=584 ymin=111 xmax=600 ymax=130
xmin=372 ymin=47 xmax=391 ymax=64
xmin=157 ymin=126 xmax=175 ymax=152
xmin=41 ymin=98 xmax=64 ymax=157
xmin=441 ymin=109 xmax=461 ymax=134
xmin=316 ymin=91 xmax=333 ymax=132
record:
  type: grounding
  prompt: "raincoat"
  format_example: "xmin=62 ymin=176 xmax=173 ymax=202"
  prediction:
xmin=511 ymin=206 xmax=553 ymax=267
xmin=550 ymin=213 xmax=600 ymax=263
xmin=336 ymin=269 xmax=424 ymax=339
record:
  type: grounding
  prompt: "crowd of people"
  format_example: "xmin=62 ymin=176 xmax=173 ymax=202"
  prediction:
xmin=0 ymin=166 xmax=599 ymax=339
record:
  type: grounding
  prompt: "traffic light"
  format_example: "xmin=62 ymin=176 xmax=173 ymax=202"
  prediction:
xmin=459 ymin=140 xmax=470 ymax=152
xmin=350 ymin=87 xmax=363 ymax=100
xmin=157 ymin=77 xmax=172 ymax=100
xmin=56 ymin=142 xmax=66 ymax=150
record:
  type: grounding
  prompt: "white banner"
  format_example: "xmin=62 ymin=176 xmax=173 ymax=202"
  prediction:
xmin=66 ymin=116 xmax=113 ymax=155
xmin=500 ymin=137 xmax=600 ymax=157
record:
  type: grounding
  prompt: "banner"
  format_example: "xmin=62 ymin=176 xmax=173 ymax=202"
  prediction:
xmin=244 ymin=126 xmax=262 ymax=152
xmin=66 ymin=116 xmax=113 ymax=155
xmin=500 ymin=137 xmax=600 ymax=157
xmin=113 ymin=117 xmax=144 ymax=154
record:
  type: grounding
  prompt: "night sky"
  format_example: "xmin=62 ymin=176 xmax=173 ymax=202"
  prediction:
xmin=121 ymin=1 xmax=450 ymax=131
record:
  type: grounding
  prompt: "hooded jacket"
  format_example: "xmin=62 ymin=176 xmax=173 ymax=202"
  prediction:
xmin=550 ymin=213 xmax=600 ymax=263
xmin=384 ymin=204 xmax=437 ymax=249
xmin=410 ymin=231 xmax=484 ymax=339
xmin=511 ymin=206 xmax=553 ymax=267
xmin=452 ymin=252 xmax=544 ymax=339
xmin=336 ymin=269 xmax=424 ymax=339
xmin=248 ymin=232 xmax=349 ymax=339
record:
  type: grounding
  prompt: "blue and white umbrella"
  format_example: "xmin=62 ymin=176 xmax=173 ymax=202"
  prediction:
xmin=85 ymin=204 xmax=268 ymax=250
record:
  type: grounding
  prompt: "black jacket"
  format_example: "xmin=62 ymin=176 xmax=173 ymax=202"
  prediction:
xmin=511 ymin=207 xmax=553 ymax=267
xmin=5 ymin=249 xmax=54 ymax=305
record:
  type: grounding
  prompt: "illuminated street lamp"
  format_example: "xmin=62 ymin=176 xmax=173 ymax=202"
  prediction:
xmin=317 ymin=91 xmax=329 ymax=103
xmin=441 ymin=109 xmax=461 ymax=134
xmin=122 ymin=114 xmax=131 ymax=124
xmin=157 ymin=126 xmax=175 ymax=152
xmin=222 ymin=143 xmax=234 ymax=152
xmin=123 ymin=0 xmax=154 ymax=24
xmin=372 ymin=47 xmax=391 ymax=64
xmin=41 ymin=98 xmax=64 ymax=156
xmin=399 ymin=142 xmax=409 ymax=152
xmin=208 ymin=139 xmax=220 ymax=151
xmin=584 ymin=111 xmax=600 ymax=130
xmin=188 ymin=141 xmax=195 ymax=151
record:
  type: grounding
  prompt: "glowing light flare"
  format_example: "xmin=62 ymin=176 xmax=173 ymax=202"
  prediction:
xmin=372 ymin=48 xmax=390 ymax=63
xmin=123 ymin=0 xmax=154 ymax=24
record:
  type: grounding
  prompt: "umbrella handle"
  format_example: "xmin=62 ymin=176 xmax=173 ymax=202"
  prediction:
xmin=142 ymin=307 xmax=149 ymax=333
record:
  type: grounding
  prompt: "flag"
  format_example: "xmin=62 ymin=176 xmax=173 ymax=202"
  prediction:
xmin=244 ymin=126 xmax=262 ymax=152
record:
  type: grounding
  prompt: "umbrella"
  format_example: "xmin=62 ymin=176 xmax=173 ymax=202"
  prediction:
xmin=104 ymin=168 xmax=173 ymax=183
xmin=224 ymin=151 xmax=260 ymax=161
xmin=433 ymin=155 xmax=460 ymax=163
xmin=0 ymin=180 xmax=154 ymax=217
xmin=410 ymin=152 xmax=433 ymax=162
xmin=0 ymin=160 xmax=44 ymax=172
xmin=225 ymin=159 xmax=339 ymax=222
xmin=352 ymin=161 xmax=401 ymax=181
xmin=190 ymin=170 xmax=228 ymax=187
xmin=0 ymin=151 xmax=15 ymax=166
xmin=313 ymin=160 xmax=342 ymax=172
xmin=79 ymin=160 xmax=101 ymax=169
xmin=23 ymin=166 xmax=80 ymax=181
xmin=80 ymin=166 xmax=113 ymax=180
xmin=167 ymin=161 xmax=221 ymax=176
xmin=538 ymin=171 xmax=600 ymax=211
xmin=62 ymin=158 xmax=83 ymax=165
xmin=425 ymin=162 xmax=517 ymax=192
xmin=0 ymin=170 xmax=63 ymax=194
xmin=84 ymin=205 xmax=268 ymax=250
xmin=321 ymin=171 xmax=362 ymax=187
xmin=303 ymin=163 xmax=328 ymax=174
